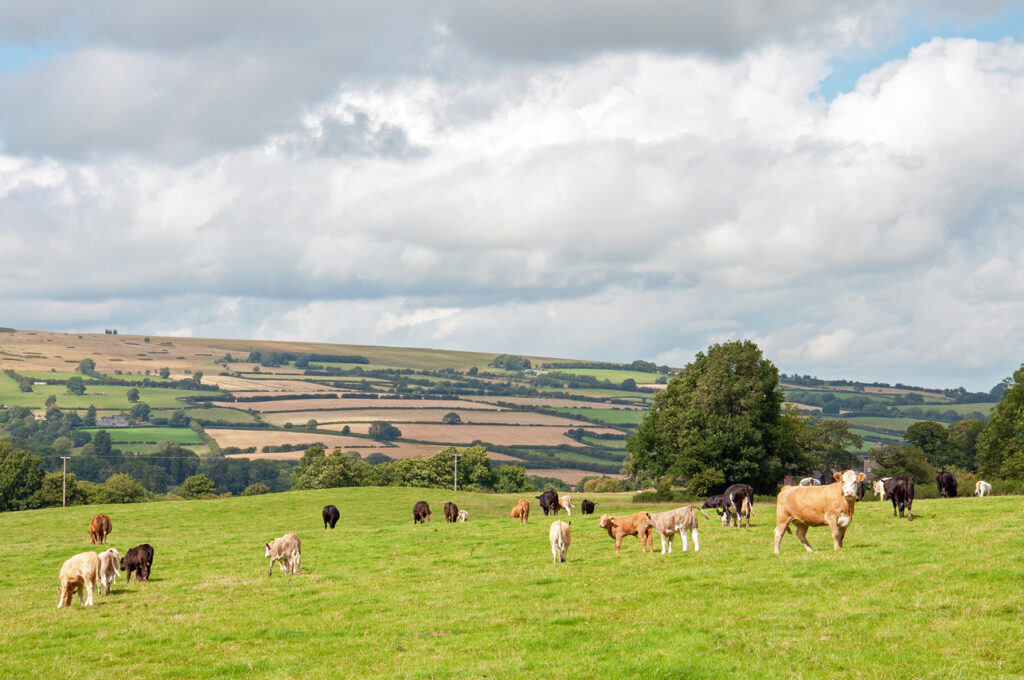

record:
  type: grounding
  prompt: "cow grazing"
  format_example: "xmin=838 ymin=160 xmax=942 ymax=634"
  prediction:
xmin=580 ymin=499 xmax=596 ymax=515
xmin=936 ymin=470 xmax=958 ymax=498
xmin=97 ymin=548 xmax=120 ymax=596
xmin=89 ymin=513 xmax=112 ymax=545
xmin=457 ymin=509 xmax=469 ymax=523
xmin=649 ymin=507 xmax=700 ymax=554
xmin=510 ymin=499 xmax=530 ymax=524
xmin=701 ymin=494 xmax=726 ymax=510
xmin=598 ymin=512 xmax=655 ymax=555
xmin=873 ymin=477 xmax=892 ymax=500
xmin=536 ymin=490 xmax=560 ymax=516
xmin=444 ymin=501 xmax=459 ymax=523
xmin=120 ymin=543 xmax=155 ymax=582
xmin=798 ymin=477 xmax=821 ymax=487
xmin=976 ymin=480 xmax=993 ymax=497
xmin=884 ymin=476 xmax=915 ymax=520
xmin=549 ymin=520 xmax=571 ymax=563
xmin=322 ymin=505 xmax=340 ymax=530
xmin=774 ymin=470 xmax=866 ymax=554
xmin=413 ymin=501 xmax=431 ymax=524
xmin=722 ymin=484 xmax=754 ymax=528
xmin=264 ymin=533 xmax=301 ymax=576
xmin=558 ymin=495 xmax=575 ymax=515
xmin=58 ymin=551 xmax=101 ymax=608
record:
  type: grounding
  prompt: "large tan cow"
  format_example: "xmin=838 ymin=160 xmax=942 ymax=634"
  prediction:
xmin=774 ymin=470 xmax=866 ymax=554
xmin=549 ymin=520 xmax=571 ymax=563
xmin=89 ymin=514 xmax=111 ymax=545
xmin=557 ymin=496 xmax=574 ymax=515
xmin=649 ymin=507 xmax=701 ymax=554
xmin=510 ymin=499 xmax=530 ymax=525
xmin=265 ymin=533 xmax=301 ymax=576
xmin=97 ymin=548 xmax=120 ymax=596
xmin=598 ymin=512 xmax=655 ymax=555
xmin=58 ymin=551 xmax=101 ymax=608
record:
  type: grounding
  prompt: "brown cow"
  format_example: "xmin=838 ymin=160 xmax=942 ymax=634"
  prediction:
xmin=598 ymin=512 xmax=655 ymax=555
xmin=510 ymin=499 xmax=530 ymax=525
xmin=774 ymin=469 xmax=866 ymax=554
xmin=89 ymin=514 xmax=111 ymax=545
xmin=444 ymin=501 xmax=459 ymax=523
xmin=58 ymin=551 xmax=101 ymax=608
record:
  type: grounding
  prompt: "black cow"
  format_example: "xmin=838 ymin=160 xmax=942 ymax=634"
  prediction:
xmin=413 ymin=500 xmax=431 ymax=524
xmin=580 ymin=499 xmax=596 ymax=515
xmin=884 ymin=475 xmax=915 ymax=520
xmin=120 ymin=543 xmax=154 ymax=582
xmin=536 ymin=490 xmax=560 ymax=516
xmin=444 ymin=501 xmax=459 ymax=523
xmin=855 ymin=481 xmax=866 ymax=502
xmin=722 ymin=484 xmax=754 ymax=528
xmin=322 ymin=504 xmax=340 ymax=530
xmin=936 ymin=470 xmax=957 ymax=498
xmin=701 ymin=494 xmax=726 ymax=510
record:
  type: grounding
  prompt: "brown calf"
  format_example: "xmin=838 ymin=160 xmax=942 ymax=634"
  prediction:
xmin=89 ymin=514 xmax=111 ymax=545
xmin=598 ymin=512 xmax=655 ymax=555
xmin=510 ymin=499 xmax=530 ymax=525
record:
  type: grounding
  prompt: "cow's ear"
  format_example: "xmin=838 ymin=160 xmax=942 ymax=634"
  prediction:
xmin=856 ymin=472 xmax=866 ymax=482
xmin=833 ymin=472 xmax=843 ymax=482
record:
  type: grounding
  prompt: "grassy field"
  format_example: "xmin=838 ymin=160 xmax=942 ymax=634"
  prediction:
xmin=0 ymin=374 xmax=216 ymax=411
xmin=549 ymin=368 xmax=664 ymax=384
xmin=893 ymin=403 xmax=995 ymax=417
xmin=184 ymin=406 xmax=259 ymax=424
xmin=2 ymin=488 xmax=1022 ymax=679
xmin=547 ymin=407 xmax=646 ymax=426
xmin=81 ymin=427 xmax=204 ymax=445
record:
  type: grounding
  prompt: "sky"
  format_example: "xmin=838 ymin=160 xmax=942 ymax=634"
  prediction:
xmin=1 ymin=1 xmax=1023 ymax=392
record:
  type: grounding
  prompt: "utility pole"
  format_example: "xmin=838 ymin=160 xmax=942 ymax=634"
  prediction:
xmin=453 ymin=450 xmax=461 ymax=492
xmin=60 ymin=456 xmax=70 ymax=507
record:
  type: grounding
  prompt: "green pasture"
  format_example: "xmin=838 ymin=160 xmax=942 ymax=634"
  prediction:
xmin=824 ymin=415 xmax=927 ymax=433
xmin=81 ymin=427 xmax=203 ymax=445
xmin=512 ymin=446 xmax=626 ymax=468
xmin=2 ymin=489 xmax=1023 ymax=679
xmin=894 ymin=402 xmax=994 ymax=417
xmin=549 ymin=367 xmax=663 ymax=384
xmin=184 ymin=407 xmax=258 ymax=424
xmin=0 ymin=378 xmax=221 ymax=410
xmin=847 ymin=428 xmax=903 ymax=450
xmin=580 ymin=435 xmax=627 ymax=450
xmin=548 ymin=407 xmax=646 ymax=426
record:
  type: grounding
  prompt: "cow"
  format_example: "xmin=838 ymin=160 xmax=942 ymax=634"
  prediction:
xmin=58 ymin=551 xmax=101 ymax=608
xmin=936 ymin=470 xmax=958 ymax=498
xmin=536 ymin=490 xmax=560 ymax=516
xmin=549 ymin=520 xmax=571 ymax=563
xmin=120 ymin=543 xmax=155 ymax=582
xmin=322 ymin=505 xmax=340 ymax=530
xmin=457 ymin=509 xmax=469 ymax=523
xmin=557 ymin=495 xmax=575 ymax=515
xmin=884 ymin=475 xmax=915 ymax=520
xmin=701 ymin=494 xmax=726 ymax=510
xmin=265 ymin=533 xmax=301 ymax=576
xmin=722 ymin=484 xmax=754 ymax=528
xmin=89 ymin=513 xmax=112 ymax=545
xmin=649 ymin=507 xmax=700 ymax=554
xmin=97 ymin=548 xmax=120 ymax=596
xmin=976 ymin=480 xmax=993 ymax=497
xmin=773 ymin=469 xmax=866 ymax=554
xmin=580 ymin=499 xmax=596 ymax=515
xmin=598 ymin=512 xmax=655 ymax=555
xmin=444 ymin=501 xmax=459 ymax=523
xmin=510 ymin=499 xmax=530 ymax=524
xmin=873 ymin=477 xmax=892 ymax=500
xmin=798 ymin=477 xmax=821 ymax=487
xmin=413 ymin=501 xmax=431 ymax=524
xmin=856 ymin=480 xmax=866 ymax=502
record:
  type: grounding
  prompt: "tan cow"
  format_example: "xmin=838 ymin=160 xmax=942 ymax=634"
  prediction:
xmin=89 ymin=514 xmax=111 ymax=545
xmin=510 ymin=499 xmax=530 ymax=525
xmin=58 ymin=551 xmax=101 ymax=608
xmin=774 ymin=470 xmax=866 ymax=554
xmin=549 ymin=520 xmax=571 ymax=563
xmin=598 ymin=512 xmax=655 ymax=555
xmin=97 ymin=548 xmax=120 ymax=596
xmin=265 ymin=533 xmax=302 ymax=576
xmin=650 ymin=507 xmax=701 ymax=554
xmin=557 ymin=496 xmax=574 ymax=515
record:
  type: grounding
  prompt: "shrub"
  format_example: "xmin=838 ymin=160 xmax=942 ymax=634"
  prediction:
xmin=180 ymin=474 xmax=217 ymax=499
xmin=241 ymin=483 xmax=270 ymax=496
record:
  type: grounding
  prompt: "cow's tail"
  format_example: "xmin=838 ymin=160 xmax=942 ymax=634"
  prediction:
xmin=691 ymin=506 xmax=711 ymax=520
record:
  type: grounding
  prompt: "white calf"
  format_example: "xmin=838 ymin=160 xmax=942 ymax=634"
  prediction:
xmin=549 ymin=521 xmax=571 ymax=563
xmin=975 ymin=480 xmax=992 ymax=497
xmin=265 ymin=533 xmax=302 ymax=576
xmin=97 ymin=548 xmax=120 ymax=595
xmin=650 ymin=507 xmax=700 ymax=554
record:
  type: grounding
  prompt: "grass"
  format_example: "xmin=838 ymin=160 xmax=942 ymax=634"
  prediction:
xmin=545 ymin=368 xmax=664 ymax=384
xmin=0 ymin=377 xmax=219 ymax=410
xmin=893 ymin=402 xmax=995 ymax=417
xmin=2 ymin=489 xmax=1023 ymax=679
xmin=546 ymin=407 xmax=646 ymax=426
xmin=184 ymin=407 xmax=258 ymax=424
xmin=81 ymin=427 xmax=204 ymax=445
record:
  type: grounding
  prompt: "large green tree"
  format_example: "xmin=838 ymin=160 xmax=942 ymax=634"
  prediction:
xmin=626 ymin=340 xmax=814 ymax=492
xmin=0 ymin=440 xmax=45 ymax=511
xmin=977 ymin=364 xmax=1024 ymax=479
xmin=904 ymin=421 xmax=953 ymax=468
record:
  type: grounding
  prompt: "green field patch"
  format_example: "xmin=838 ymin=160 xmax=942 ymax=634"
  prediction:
xmin=547 ymin=368 xmax=663 ymax=384
xmin=894 ymin=402 xmax=994 ymax=417
xmin=581 ymin=435 xmax=627 ymax=450
xmin=546 ymin=407 xmax=646 ymax=426
xmin=0 ymin=381 xmax=221 ymax=410
xmin=81 ymin=426 xmax=204 ymax=445
xmin=185 ymin=406 xmax=259 ymax=424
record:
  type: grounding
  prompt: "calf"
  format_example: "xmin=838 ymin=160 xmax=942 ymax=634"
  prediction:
xmin=975 ymin=480 xmax=992 ymax=497
xmin=557 ymin=495 xmax=575 ymax=515
xmin=457 ymin=509 xmax=469 ymax=523
xmin=536 ymin=490 xmax=560 ymax=516
xmin=322 ymin=504 xmax=340 ymax=530
xmin=510 ymin=499 xmax=530 ymax=524
xmin=774 ymin=470 xmax=866 ymax=554
xmin=444 ymin=501 xmax=459 ymax=523
xmin=413 ymin=501 xmax=431 ymax=524
xmin=580 ymin=499 xmax=596 ymax=515
xmin=265 ymin=533 xmax=301 ymax=576
xmin=598 ymin=512 xmax=655 ymax=555
xmin=873 ymin=477 xmax=892 ymax=500
xmin=936 ymin=470 xmax=958 ymax=498
xmin=97 ymin=548 xmax=120 ymax=596
xmin=89 ymin=513 xmax=112 ymax=545
xmin=120 ymin=543 xmax=155 ymax=582
xmin=884 ymin=475 xmax=915 ymax=520
xmin=722 ymin=484 xmax=754 ymax=528
xmin=798 ymin=477 xmax=821 ymax=486
xmin=549 ymin=520 xmax=571 ymax=563
xmin=58 ymin=551 xmax=101 ymax=608
xmin=649 ymin=507 xmax=700 ymax=554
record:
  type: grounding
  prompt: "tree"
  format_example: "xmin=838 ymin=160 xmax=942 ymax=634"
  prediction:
xmin=871 ymin=443 xmax=933 ymax=483
xmin=169 ymin=410 xmax=189 ymax=427
xmin=95 ymin=473 xmax=148 ymax=503
xmin=180 ymin=473 xmax=217 ymax=499
xmin=442 ymin=412 xmax=462 ymax=425
xmin=368 ymin=421 xmax=402 ymax=441
xmin=977 ymin=364 xmax=1024 ymax=479
xmin=904 ymin=421 xmax=952 ymax=468
xmin=32 ymin=471 xmax=89 ymax=507
xmin=78 ymin=358 xmax=96 ymax=375
xmin=626 ymin=340 xmax=814 ymax=492
xmin=620 ymin=378 xmax=637 ymax=391
xmin=127 ymin=387 xmax=140 ymax=403
xmin=159 ymin=367 xmax=170 ymax=379
xmin=241 ymin=483 xmax=270 ymax=496
xmin=306 ymin=419 xmax=318 ymax=429
xmin=45 ymin=394 xmax=57 ymax=408
xmin=947 ymin=419 xmax=983 ymax=472
xmin=130 ymin=402 xmax=151 ymax=422
xmin=0 ymin=440 xmax=45 ymax=511
xmin=92 ymin=430 xmax=112 ymax=457
xmin=192 ymin=371 xmax=203 ymax=386
xmin=83 ymin=404 xmax=97 ymax=426
xmin=494 ymin=465 xmax=530 ymax=492
xmin=811 ymin=419 xmax=863 ymax=471
xmin=66 ymin=376 xmax=86 ymax=395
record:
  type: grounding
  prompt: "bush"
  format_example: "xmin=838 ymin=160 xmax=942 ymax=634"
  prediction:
xmin=95 ymin=473 xmax=148 ymax=504
xmin=241 ymin=483 xmax=270 ymax=496
xmin=180 ymin=474 xmax=217 ymax=499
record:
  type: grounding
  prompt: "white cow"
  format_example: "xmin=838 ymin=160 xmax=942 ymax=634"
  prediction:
xmin=649 ymin=507 xmax=701 ymax=554
xmin=975 ymin=480 xmax=993 ymax=497
xmin=872 ymin=477 xmax=892 ymax=500
xmin=97 ymin=548 xmax=120 ymax=595
xmin=58 ymin=551 xmax=101 ymax=608
xmin=549 ymin=521 xmax=571 ymax=563
xmin=265 ymin=533 xmax=301 ymax=576
xmin=557 ymin=496 xmax=574 ymax=515
xmin=457 ymin=509 xmax=469 ymax=522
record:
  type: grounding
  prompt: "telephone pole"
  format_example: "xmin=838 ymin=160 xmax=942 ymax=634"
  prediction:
xmin=453 ymin=450 xmax=461 ymax=492
xmin=60 ymin=456 xmax=70 ymax=507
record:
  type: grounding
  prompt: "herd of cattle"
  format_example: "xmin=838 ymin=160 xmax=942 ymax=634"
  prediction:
xmin=56 ymin=469 xmax=995 ymax=605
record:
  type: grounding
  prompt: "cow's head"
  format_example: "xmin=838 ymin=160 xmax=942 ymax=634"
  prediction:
xmin=834 ymin=470 xmax=866 ymax=499
xmin=119 ymin=556 xmax=126 ymax=571
xmin=598 ymin=515 xmax=613 ymax=529
xmin=264 ymin=543 xmax=272 ymax=558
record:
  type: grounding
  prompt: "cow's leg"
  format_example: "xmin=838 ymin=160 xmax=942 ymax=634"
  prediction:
xmin=795 ymin=523 xmax=813 ymax=552
xmin=294 ymin=551 xmax=301 ymax=574
xmin=773 ymin=520 xmax=790 ymax=554
xmin=614 ymin=536 xmax=622 ymax=555
xmin=660 ymin=534 xmax=668 ymax=554
xmin=680 ymin=531 xmax=687 ymax=552
xmin=827 ymin=516 xmax=842 ymax=550
xmin=691 ymin=529 xmax=699 ymax=552
xmin=84 ymin=581 xmax=94 ymax=606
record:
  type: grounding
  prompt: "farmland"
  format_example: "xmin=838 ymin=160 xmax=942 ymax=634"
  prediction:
xmin=2 ymin=487 xmax=1022 ymax=679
